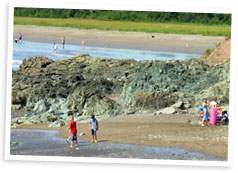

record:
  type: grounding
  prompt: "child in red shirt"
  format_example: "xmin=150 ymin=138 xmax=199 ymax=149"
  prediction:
xmin=67 ymin=116 xmax=77 ymax=148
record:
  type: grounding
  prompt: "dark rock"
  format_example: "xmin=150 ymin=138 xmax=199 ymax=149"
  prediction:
xmin=18 ymin=56 xmax=54 ymax=75
xmin=66 ymin=88 xmax=121 ymax=117
xmin=125 ymin=90 xmax=179 ymax=111
xmin=11 ymin=54 xmax=230 ymax=122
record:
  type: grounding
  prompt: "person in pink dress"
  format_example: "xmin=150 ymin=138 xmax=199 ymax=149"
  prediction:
xmin=209 ymin=98 xmax=217 ymax=125
xmin=82 ymin=40 xmax=85 ymax=50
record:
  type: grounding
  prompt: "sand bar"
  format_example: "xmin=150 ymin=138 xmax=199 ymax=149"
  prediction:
xmin=14 ymin=25 xmax=225 ymax=54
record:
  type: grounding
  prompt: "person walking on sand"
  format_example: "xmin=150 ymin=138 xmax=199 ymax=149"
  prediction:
xmin=53 ymin=43 xmax=58 ymax=53
xmin=89 ymin=114 xmax=98 ymax=143
xmin=201 ymin=98 xmax=209 ymax=126
xmin=67 ymin=116 xmax=78 ymax=148
xmin=62 ymin=36 xmax=65 ymax=49
xmin=66 ymin=117 xmax=77 ymax=143
xmin=209 ymin=98 xmax=217 ymax=125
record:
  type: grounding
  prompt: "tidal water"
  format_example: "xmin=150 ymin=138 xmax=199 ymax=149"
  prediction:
xmin=12 ymin=40 xmax=201 ymax=70
xmin=10 ymin=129 xmax=224 ymax=161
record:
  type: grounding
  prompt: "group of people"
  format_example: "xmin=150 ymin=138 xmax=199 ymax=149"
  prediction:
xmin=53 ymin=36 xmax=86 ymax=53
xmin=198 ymin=98 xmax=223 ymax=126
xmin=14 ymin=33 xmax=86 ymax=52
xmin=53 ymin=36 xmax=65 ymax=53
xmin=14 ymin=33 xmax=23 ymax=44
xmin=66 ymin=114 xmax=99 ymax=148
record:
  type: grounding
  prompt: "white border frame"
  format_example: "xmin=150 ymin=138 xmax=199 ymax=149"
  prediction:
xmin=5 ymin=0 xmax=236 ymax=167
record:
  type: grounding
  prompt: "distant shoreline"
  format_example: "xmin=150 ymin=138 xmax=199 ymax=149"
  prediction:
xmin=14 ymin=25 xmax=225 ymax=54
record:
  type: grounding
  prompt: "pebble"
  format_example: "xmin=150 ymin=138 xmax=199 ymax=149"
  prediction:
xmin=79 ymin=132 xmax=86 ymax=136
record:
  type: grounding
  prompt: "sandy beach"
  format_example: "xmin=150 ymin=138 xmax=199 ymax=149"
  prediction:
xmin=14 ymin=25 xmax=225 ymax=54
xmin=11 ymin=25 xmax=229 ymax=160
xmin=14 ymin=113 xmax=228 ymax=160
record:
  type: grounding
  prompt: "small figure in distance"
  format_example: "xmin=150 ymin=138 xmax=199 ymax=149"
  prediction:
xmin=198 ymin=106 xmax=204 ymax=125
xmin=18 ymin=33 xmax=22 ymax=44
xmin=184 ymin=43 xmax=189 ymax=49
xmin=89 ymin=114 xmax=98 ymax=143
xmin=82 ymin=40 xmax=85 ymax=50
xmin=201 ymin=98 xmax=209 ymax=126
xmin=62 ymin=36 xmax=65 ymax=49
xmin=53 ymin=43 xmax=58 ymax=53
xmin=14 ymin=38 xmax=19 ymax=44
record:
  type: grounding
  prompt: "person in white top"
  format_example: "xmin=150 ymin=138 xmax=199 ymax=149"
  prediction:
xmin=89 ymin=114 xmax=98 ymax=143
xmin=53 ymin=43 xmax=58 ymax=53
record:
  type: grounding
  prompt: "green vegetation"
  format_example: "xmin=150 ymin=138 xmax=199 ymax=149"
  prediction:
xmin=14 ymin=17 xmax=231 ymax=37
xmin=205 ymin=48 xmax=212 ymax=56
xmin=14 ymin=8 xmax=231 ymax=25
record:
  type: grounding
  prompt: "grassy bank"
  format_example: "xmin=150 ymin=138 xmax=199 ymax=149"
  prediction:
xmin=14 ymin=17 xmax=231 ymax=37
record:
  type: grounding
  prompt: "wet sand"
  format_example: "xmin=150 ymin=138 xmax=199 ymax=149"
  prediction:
xmin=13 ymin=113 xmax=228 ymax=160
xmin=10 ymin=128 xmax=224 ymax=161
xmin=13 ymin=25 xmax=225 ymax=54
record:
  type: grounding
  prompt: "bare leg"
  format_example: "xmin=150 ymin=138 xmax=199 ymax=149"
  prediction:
xmin=66 ymin=136 xmax=71 ymax=143
xmin=91 ymin=135 xmax=94 ymax=143
xmin=94 ymin=134 xmax=98 ymax=143
xmin=70 ymin=141 xmax=74 ymax=148
xmin=201 ymin=119 xmax=204 ymax=126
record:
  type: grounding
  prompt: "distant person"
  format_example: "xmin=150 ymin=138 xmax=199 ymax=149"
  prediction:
xmin=14 ymin=38 xmax=18 ymax=44
xmin=53 ymin=43 xmax=58 ymax=53
xmin=201 ymin=98 xmax=209 ymax=126
xmin=198 ymin=106 xmax=204 ymax=125
xmin=209 ymin=98 xmax=217 ymax=125
xmin=18 ymin=33 xmax=22 ymax=44
xmin=82 ymin=40 xmax=85 ymax=50
xmin=89 ymin=114 xmax=98 ymax=143
xmin=62 ymin=36 xmax=65 ymax=49
xmin=184 ymin=43 xmax=189 ymax=49
xmin=67 ymin=116 xmax=78 ymax=148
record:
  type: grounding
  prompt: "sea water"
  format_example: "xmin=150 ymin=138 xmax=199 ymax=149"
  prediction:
xmin=12 ymin=40 xmax=201 ymax=70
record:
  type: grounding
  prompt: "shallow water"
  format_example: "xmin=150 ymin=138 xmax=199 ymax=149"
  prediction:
xmin=10 ymin=129 xmax=224 ymax=161
xmin=12 ymin=40 xmax=201 ymax=70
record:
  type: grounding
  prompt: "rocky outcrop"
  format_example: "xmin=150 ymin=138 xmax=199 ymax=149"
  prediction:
xmin=11 ymin=54 xmax=230 ymax=127
xmin=121 ymin=59 xmax=230 ymax=108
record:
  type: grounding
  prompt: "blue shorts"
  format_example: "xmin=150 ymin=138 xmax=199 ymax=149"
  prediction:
xmin=91 ymin=129 xmax=96 ymax=135
xmin=71 ymin=134 xmax=77 ymax=141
